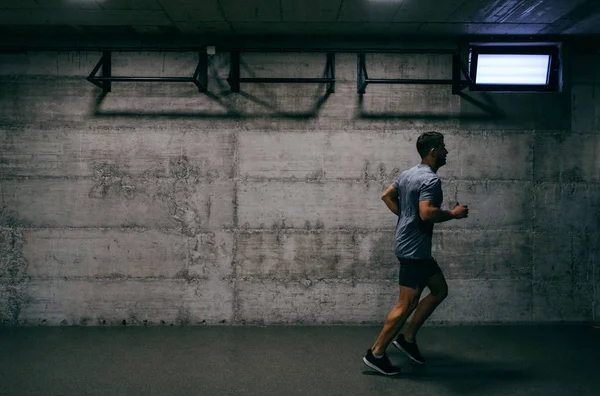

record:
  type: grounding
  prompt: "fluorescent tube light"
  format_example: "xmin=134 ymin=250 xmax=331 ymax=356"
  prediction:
xmin=475 ymin=54 xmax=550 ymax=85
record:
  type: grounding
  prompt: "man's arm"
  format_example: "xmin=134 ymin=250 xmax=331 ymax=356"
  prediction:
xmin=381 ymin=185 xmax=400 ymax=216
xmin=419 ymin=200 xmax=468 ymax=223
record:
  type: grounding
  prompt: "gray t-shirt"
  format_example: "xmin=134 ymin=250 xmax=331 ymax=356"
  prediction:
xmin=392 ymin=164 xmax=443 ymax=259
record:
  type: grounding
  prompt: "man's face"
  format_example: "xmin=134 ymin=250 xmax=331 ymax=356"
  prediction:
xmin=433 ymin=143 xmax=448 ymax=167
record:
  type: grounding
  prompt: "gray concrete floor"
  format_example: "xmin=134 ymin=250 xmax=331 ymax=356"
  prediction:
xmin=1 ymin=324 xmax=599 ymax=396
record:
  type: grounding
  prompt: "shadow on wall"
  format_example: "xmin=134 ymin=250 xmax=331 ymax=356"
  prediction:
xmin=92 ymin=90 xmax=333 ymax=120
xmin=92 ymin=89 xmax=504 ymax=121
xmin=357 ymin=91 xmax=506 ymax=121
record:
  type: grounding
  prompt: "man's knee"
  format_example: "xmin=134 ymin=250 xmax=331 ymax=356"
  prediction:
xmin=394 ymin=299 xmax=413 ymax=312
xmin=408 ymin=295 xmax=420 ymax=312
xmin=397 ymin=289 xmax=420 ymax=311
xmin=396 ymin=292 xmax=418 ymax=310
xmin=427 ymin=272 xmax=448 ymax=301
xmin=432 ymin=285 xmax=448 ymax=301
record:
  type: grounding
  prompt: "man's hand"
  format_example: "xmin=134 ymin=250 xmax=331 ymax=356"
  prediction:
xmin=451 ymin=203 xmax=469 ymax=219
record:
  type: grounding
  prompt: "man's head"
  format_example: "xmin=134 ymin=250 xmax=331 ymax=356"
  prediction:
xmin=416 ymin=131 xmax=447 ymax=169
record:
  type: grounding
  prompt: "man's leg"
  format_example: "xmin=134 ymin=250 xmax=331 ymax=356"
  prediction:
xmin=403 ymin=271 xmax=448 ymax=341
xmin=371 ymin=285 xmax=422 ymax=355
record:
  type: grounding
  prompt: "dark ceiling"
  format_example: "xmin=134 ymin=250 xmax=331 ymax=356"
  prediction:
xmin=1 ymin=0 xmax=599 ymax=40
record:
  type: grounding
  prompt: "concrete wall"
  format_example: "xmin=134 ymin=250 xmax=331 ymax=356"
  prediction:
xmin=0 ymin=47 xmax=598 ymax=326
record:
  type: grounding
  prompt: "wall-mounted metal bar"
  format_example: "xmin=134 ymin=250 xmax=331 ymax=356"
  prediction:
xmin=358 ymin=51 xmax=472 ymax=95
xmin=103 ymin=51 xmax=111 ymax=92
xmin=238 ymin=78 xmax=335 ymax=83
xmin=87 ymin=51 xmax=112 ymax=93
xmin=87 ymin=50 xmax=208 ymax=94
xmin=227 ymin=51 xmax=336 ymax=93
xmin=87 ymin=53 xmax=105 ymax=90
xmin=225 ymin=48 xmax=457 ymax=54
xmin=357 ymin=52 xmax=368 ymax=94
xmin=89 ymin=77 xmax=195 ymax=82
xmin=367 ymin=79 xmax=454 ymax=84
xmin=84 ymin=47 xmax=477 ymax=96
xmin=228 ymin=51 xmax=241 ymax=93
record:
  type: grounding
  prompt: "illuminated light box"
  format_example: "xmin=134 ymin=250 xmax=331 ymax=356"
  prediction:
xmin=469 ymin=45 xmax=561 ymax=92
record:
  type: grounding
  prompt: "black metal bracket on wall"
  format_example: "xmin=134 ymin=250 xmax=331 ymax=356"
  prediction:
xmin=227 ymin=51 xmax=336 ymax=93
xmin=87 ymin=50 xmax=208 ymax=93
xmin=357 ymin=51 xmax=473 ymax=95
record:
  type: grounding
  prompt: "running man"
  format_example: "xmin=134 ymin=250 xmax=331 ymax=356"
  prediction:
xmin=363 ymin=131 xmax=469 ymax=375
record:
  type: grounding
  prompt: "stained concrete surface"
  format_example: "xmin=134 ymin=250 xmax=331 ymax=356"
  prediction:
xmin=1 ymin=51 xmax=599 ymax=327
xmin=1 ymin=324 xmax=599 ymax=396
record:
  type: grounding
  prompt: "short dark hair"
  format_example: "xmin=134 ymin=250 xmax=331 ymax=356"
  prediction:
xmin=416 ymin=131 xmax=444 ymax=158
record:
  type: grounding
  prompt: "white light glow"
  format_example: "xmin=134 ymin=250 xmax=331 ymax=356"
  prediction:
xmin=476 ymin=54 xmax=550 ymax=85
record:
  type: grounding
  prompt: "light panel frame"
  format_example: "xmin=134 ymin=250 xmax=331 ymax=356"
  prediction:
xmin=469 ymin=45 xmax=561 ymax=92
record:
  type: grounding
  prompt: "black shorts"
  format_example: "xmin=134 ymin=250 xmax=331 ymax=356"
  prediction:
xmin=397 ymin=257 xmax=442 ymax=290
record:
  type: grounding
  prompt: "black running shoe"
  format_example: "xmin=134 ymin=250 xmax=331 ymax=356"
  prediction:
xmin=362 ymin=349 xmax=401 ymax=376
xmin=393 ymin=334 xmax=425 ymax=364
